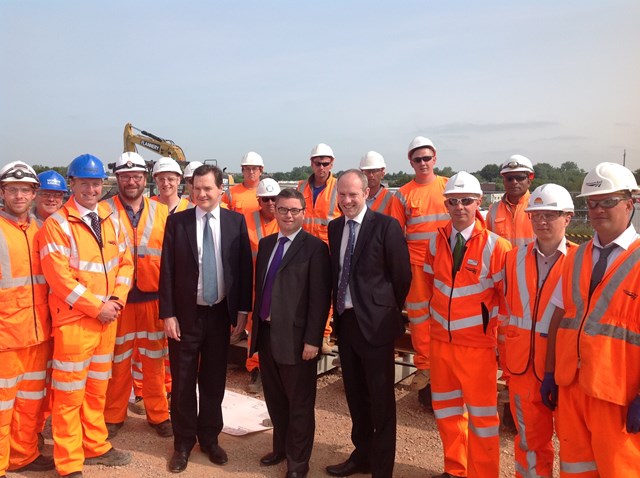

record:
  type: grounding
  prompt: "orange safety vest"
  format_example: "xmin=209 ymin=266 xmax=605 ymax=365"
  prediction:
xmin=424 ymin=216 xmax=512 ymax=348
xmin=503 ymin=240 xmax=575 ymax=378
xmin=39 ymin=198 xmax=134 ymax=327
xmin=0 ymin=211 xmax=50 ymax=351
xmin=222 ymin=183 xmax=259 ymax=214
xmin=368 ymin=187 xmax=395 ymax=216
xmin=151 ymin=195 xmax=193 ymax=214
xmin=390 ymin=177 xmax=450 ymax=265
xmin=556 ymin=240 xmax=640 ymax=406
xmin=486 ymin=191 xmax=535 ymax=248
xmin=297 ymin=174 xmax=341 ymax=244
xmin=244 ymin=209 xmax=279 ymax=263
xmin=102 ymin=196 xmax=167 ymax=293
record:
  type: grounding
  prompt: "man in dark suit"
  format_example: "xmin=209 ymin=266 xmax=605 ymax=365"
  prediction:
xmin=249 ymin=188 xmax=331 ymax=478
xmin=159 ymin=164 xmax=253 ymax=473
xmin=326 ymin=169 xmax=411 ymax=478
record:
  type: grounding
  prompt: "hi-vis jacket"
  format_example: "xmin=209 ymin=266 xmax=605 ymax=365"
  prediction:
xmin=38 ymin=199 xmax=134 ymax=327
xmin=244 ymin=210 xmax=279 ymax=263
xmin=151 ymin=196 xmax=193 ymax=214
xmin=486 ymin=191 xmax=535 ymax=248
xmin=390 ymin=177 xmax=450 ymax=265
xmin=0 ymin=211 xmax=50 ymax=351
xmin=103 ymin=196 xmax=167 ymax=293
xmin=368 ymin=187 xmax=396 ymax=216
xmin=297 ymin=174 xmax=341 ymax=244
xmin=556 ymin=239 xmax=640 ymax=406
xmin=423 ymin=215 xmax=512 ymax=348
xmin=222 ymin=183 xmax=259 ymax=215
xmin=503 ymin=240 xmax=575 ymax=378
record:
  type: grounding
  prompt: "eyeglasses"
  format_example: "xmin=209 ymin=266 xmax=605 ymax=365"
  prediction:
xmin=155 ymin=176 xmax=180 ymax=184
xmin=277 ymin=207 xmax=303 ymax=216
xmin=242 ymin=166 xmax=261 ymax=171
xmin=118 ymin=175 xmax=145 ymax=183
xmin=412 ymin=156 xmax=435 ymax=163
xmin=362 ymin=168 xmax=384 ymax=174
xmin=586 ymin=197 xmax=629 ymax=209
xmin=260 ymin=197 xmax=277 ymax=202
xmin=529 ymin=211 xmax=562 ymax=222
xmin=38 ymin=191 xmax=64 ymax=199
xmin=2 ymin=186 xmax=35 ymax=195
xmin=312 ymin=161 xmax=332 ymax=168
xmin=446 ymin=197 xmax=478 ymax=207
xmin=504 ymin=174 xmax=529 ymax=183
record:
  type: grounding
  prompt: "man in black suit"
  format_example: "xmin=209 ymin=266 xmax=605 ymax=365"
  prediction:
xmin=326 ymin=169 xmax=411 ymax=478
xmin=159 ymin=164 xmax=253 ymax=473
xmin=250 ymin=188 xmax=331 ymax=478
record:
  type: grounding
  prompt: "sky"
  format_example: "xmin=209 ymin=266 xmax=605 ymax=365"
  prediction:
xmin=1 ymin=1 xmax=638 ymax=175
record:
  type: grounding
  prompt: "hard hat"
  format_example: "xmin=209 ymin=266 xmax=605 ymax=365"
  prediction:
xmin=153 ymin=157 xmax=182 ymax=176
xmin=0 ymin=161 xmax=39 ymax=184
xmin=578 ymin=162 xmax=640 ymax=198
xmin=500 ymin=154 xmax=534 ymax=175
xmin=256 ymin=178 xmax=281 ymax=197
xmin=310 ymin=143 xmax=335 ymax=159
xmin=67 ymin=154 xmax=108 ymax=179
xmin=114 ymin=152 xmax=147 ymax=173
xmin=444 ymin=171 xmax=483 ymax=196
xmin=183 ymin=161 xmax=203 ymax=179
xmin=241 ymin=152 xmax=265 ymax=167
xmin=38 ymin=170 xmax=68 ymax=192
xmin=359 ymin=151 xmax=386 ymax=170
xmin=526 ymin=184 xmax=574 ymax=212
xmin=407 ymin=136 xmax=436 ymax=158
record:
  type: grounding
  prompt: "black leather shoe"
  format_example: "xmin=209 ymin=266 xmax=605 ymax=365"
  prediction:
xmin=260 ymin=451 xmax=286 ymax=466
xmin=326 ymin=458 xmax=370 ymax=477
xmin=168 ymin=450 xmax=189 ymax=473
xmin=286 ymin=471 xmax=308 ymax=478
xmin=207 ymin=444 xmax=228 ymax=465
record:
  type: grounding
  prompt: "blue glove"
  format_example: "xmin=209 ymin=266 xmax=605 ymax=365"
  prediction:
xmin=626 ymin=396 xmax=640 ymax=433
xmin=540 ymin=372 xmax=558 ymax=411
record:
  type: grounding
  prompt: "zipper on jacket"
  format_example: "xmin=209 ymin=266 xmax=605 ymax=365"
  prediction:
xmin=23 ymin=227 xmax=39 ymax=342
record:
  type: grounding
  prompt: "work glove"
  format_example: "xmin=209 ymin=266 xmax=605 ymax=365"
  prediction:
xmin=626 ymin=396 xmax=640 ymax=433
xmin=540 ymin=372 xmax=558 ymax=411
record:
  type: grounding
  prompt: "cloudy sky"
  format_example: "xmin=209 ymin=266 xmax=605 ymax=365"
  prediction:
xmin=1 ymin=1 xmax=638 ymax=174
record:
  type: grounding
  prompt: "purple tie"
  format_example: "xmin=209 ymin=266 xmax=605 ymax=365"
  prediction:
xmin=259 ymin=237 xmax=289 ymax=321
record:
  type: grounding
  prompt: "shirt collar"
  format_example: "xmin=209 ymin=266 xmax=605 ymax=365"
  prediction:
xmin=532 ymin=238 xmax=568 ymax=258
xmin=452 ymin=222 xmax=475 ymax=242
xmin=74 ymin=198 xmax=98 ymax=217
xmin=347 ymin=205 xmax=368 ymax=226
xmin=594 ymin=224 xmax=638 ymax=250
xmin=278 ymin=227 xmax=303 ymax=242
xmin=196 ymin=205 xmax=220 ymax=221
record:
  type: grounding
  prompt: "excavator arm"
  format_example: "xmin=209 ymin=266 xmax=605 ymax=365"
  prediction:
xmin=123 ymin=123 xmax=187 ymax=162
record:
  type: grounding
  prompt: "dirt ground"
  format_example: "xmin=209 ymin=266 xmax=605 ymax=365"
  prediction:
xmin=11 ymin=365 xmax=520 ymax=478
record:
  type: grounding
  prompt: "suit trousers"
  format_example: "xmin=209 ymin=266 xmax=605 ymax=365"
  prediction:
xmin=258 ymin=323 xmax=317 ymax=474
xmin=337 ymin=309 xmax=396 ymax=478
xmin=168 ymin=301 xmax=230 ymax=453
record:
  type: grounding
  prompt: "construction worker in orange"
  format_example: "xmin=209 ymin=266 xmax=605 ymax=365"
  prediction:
xmin=38 ymin=154 xmax=134 ymax=478
xmin=543 ymin=162 xmax=640 ymax=477
xmin=222 ymin=152 xmax=264 ymax=214
xmin=423 ymin=171 xmax=511 ymax=478
xmin=242 ymin=178 xmax=281 ymax=393
xmin=389 ymin=136 xmax=449 ymax=408
xmin=102 ymin=152 xmax=172 ymax=440
xmin=297 ymin=144 xmax=342 ymax=353
xmin=0 ymin=161 xmax=54 ymax=476
xmin=33 ymin=170 xmax=67 ymax=226
xmin=503 ymin=184 xmax=576 ymax=478
xmin=359 ymin=151 xmax=397 ymax=216
xmin=152 ymin=157 xmax=192 ymax=213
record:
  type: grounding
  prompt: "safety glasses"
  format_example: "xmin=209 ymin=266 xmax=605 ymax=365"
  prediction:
xmin=446 ymin=197 xmax=478 ymax=207
xmin=586 ymin=197 xmax=629 ymax=209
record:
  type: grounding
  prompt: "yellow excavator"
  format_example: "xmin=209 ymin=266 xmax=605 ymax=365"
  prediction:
xmin=123 ymin=122 xmax=187 ymax=162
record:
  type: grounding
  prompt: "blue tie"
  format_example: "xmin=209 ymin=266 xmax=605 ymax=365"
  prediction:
xmin=336 ymin=220 xmax=356 ymax=315
xmin=202 ymin=212 xmax=218 ymax=305
xmin=260 ymin=237 xmax=289 ymax=321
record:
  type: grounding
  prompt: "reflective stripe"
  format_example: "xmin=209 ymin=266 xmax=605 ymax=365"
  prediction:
xmin=432 ymin=389 xmax=463 ymax=401
xmin=132 ymin=370 xmax=143 ymax=380
xmin=116 ymin=276 xmax=132 ymax=286
xmin=469 ymin=421 xmax=499 ymax=437
xmin=297 ymin=180 xmax=307 ymax=193
xmin=252 ymin=211 xmax=264 ymax=241
xmin=41 ymin=242 xmax=71 ymax=258
xmin=423 ymin=264 xmax=433 ymax=274
xmin=487 ymin=202 xmax=498 ymax=229
xmin=0 ymin=274 xmax=46 ymax=288
xmin=406 ymin=213 xmax=450 ymax=226
xmin=406 ymin=232 xmax=433 ymax=241
xmin=92 ymin=353 xmax=113 ymax=363
xmin=0 ymin=370 xmax=47 ymax=388
xmin=303 ymin=217 xmax=329 ymax=226
xmin=138 ymin=347 xmax=168 ymax=359
xmin=467 ymin=404 xmax=497 ymax=417
xmin=52 ymin=379 xmax=86 ymax=391
xmin=53 ymin=358 xmax=92 ymax=372
xmin=432 ymin=309 xmax=496 ymax=331
xmin=514 ymin=394 xmax=527 ymax=448
xmin=77 ymin=260 xmax=107 ymax=273
xmin=137 ymin=246 xmax=161 ymax=257
xmin=115 ymin=332 xmax=137 ymax=345
xmin=374 ymin=191 xmax=392 ymax=213
xmin=0 ymin=399 xmax=15 ymax=410
xmin=327 ymin=183 xmax=338 ymax=221
xmin=434 ymin=406 xmax=465 ymax=419
xmin=0 ymin=225 xmax=12 ymax=274
xmin=434 ymin=278 xmax=494 ymax=298
xmin=560 ymin=461 xmax=597 ymax=473
xmin=87 ymin=370 xmax=111 ymax=380
xmin=113 ymin=349 xmax=134 ymax=363
xmin=66 ymin=283 xmax=87 ymax=306
xmin=408 ymin=313 xmax=428 ymax=325
xmin=406 ymin=300 xmax=430 ymax=310
xmin=17 ymin=390 xmax=45 ymax=400
xmin=137 ymin=330 xmax=166 ymax=341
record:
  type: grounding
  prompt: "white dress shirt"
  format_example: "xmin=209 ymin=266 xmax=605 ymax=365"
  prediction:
xmin=195 ymin=206 xmax=225 ymax=306
xmin=339 ymin=206 xmax=368 ymax=310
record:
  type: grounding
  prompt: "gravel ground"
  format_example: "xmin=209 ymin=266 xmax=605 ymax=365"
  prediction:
xmin=11 ymin=365 xmax=520 ymax=478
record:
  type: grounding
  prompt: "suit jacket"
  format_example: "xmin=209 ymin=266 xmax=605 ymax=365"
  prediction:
xmin=159 ymin=207 xmax=253 ymax=326
xmin=250 ymin=230 xmax=331 ymax=365
xmin=328 ymin=208 xmax=411 ymax=347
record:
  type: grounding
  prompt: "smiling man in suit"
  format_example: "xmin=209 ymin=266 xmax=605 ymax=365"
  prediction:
xmin=159 ymin=164 xmax=252 ymax=473
xmin=250 ymin=188 xmax=331 ymax=478
xmin=326 ymin=169 xmax=411 ymax=478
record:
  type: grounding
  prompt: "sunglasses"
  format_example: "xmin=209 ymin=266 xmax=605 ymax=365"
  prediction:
xmin=412 ymin=156 xmax=435 ymax=163
xmin=312 ymin=161 xmax=332 ymax=168
xmin=586 ymin=197 xmax=628 ymax=209
xmin=504 ymin=174 xmax=529 ymax=183
xmin=446 ymin=197 xmax=478 ymax=206
xmin=260 ymin=197 xmax=277 ymax=202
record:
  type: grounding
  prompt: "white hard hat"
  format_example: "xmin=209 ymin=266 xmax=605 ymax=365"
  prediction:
xmin=578 ymin=162 xmax=640 ymax=198
xmin=153 ymin=157 xmax=182 ymax=176
xmin=407 ymin=136 xmax=436 ymax=158
xmin=500 ymin=154 xmax=534 ymax=175
xmin=359 ymin=151 xmax=386 ymax=170
xmin=114 ymin=152 xmax=147 ymax=173
xmin=526 ymin=184 xmax=574 ymax=212
xmin=0 ymin=161 xmax=39 ymax=184
xmin=310 ymin=143 xmax=335 ymax=159
xmin=256 ymin=178 xmax=281 ymax=197
xmin=183 ymin=161 xmax=203 ymax=179
xmin=241 ymin=152 xmax=265 ymax=167
xmin=444 ymin=171 xmax=483 ymax=196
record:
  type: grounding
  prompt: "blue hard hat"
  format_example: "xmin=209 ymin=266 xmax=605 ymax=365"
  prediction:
xmin=38 ymin=170 xmax=68 ymax=192
xmin=67 ymin=154 xmax=108 ymax=179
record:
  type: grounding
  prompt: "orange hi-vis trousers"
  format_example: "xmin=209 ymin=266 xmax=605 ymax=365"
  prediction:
xmin=51 ymin=317 xmax=117 ymax=476
xmin=431 ymin=339 xmax=500 ymax=478
xmin=132 ymin=350 xmax=172 ymax=398
xmin=556 ymin=375 xmax=640 ymax=478
xmin=509 ymin=369 xmax=554 ymax=478
xmin=407 ymin=263 xmax=430 ymax=370
xmin=1 ymin=341 xmax=50 ymax=474
xmin=35 ymin=339 xmax=53 ymax=435
xmin=105 ymin=300 xmax=168 ymax=425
